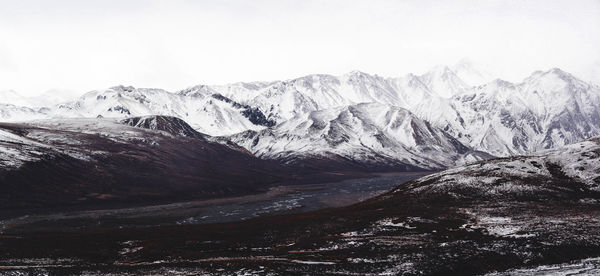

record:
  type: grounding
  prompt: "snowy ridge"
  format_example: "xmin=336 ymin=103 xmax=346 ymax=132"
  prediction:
xmin=52 ymin=85 xmax=267 ymax=136
xmin=230 ymin=102 xmax=490 ymax=170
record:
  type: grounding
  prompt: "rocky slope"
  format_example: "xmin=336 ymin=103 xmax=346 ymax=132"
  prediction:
xmin=121 ymin=115 xmax=207 ymax=139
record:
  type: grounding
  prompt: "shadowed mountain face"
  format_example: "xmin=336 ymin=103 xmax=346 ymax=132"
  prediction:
xmin=121 ymin=115 xmax=207 ymax=139
xmin=1 ymin=137 xmax=598 ymax=275
xmin=0 ymin=116 xmax=368 ymax=214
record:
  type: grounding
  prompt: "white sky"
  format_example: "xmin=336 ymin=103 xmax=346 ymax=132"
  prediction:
xmin=0 ymin=0 xmax=599 ymax=96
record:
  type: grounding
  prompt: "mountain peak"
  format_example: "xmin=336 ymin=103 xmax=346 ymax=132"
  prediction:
xmin=420 ymin=65 xmax=468 ymax=98
xmin=291 ymin=73 xmax=338 ymax=84
xmin=490 ymin=78 xmax=514 ymax=88
xmin=177 ymin=84 xmax=215 ymax=97
xmin=451 ymin=59 xmax=495 ymax=86
xmin=345 ymin=70 xmax=372 ymax=78
xmin=545 ymin=67 xmax=572 ymax=79
xmin=110 ymin=85 xmax=136 ymax=92
xmin=427 ymin=65 xmax=453 ymax=75
xmin=524 ymin=67 xmax=580 ymax=85
xmin=454 ymin=57 xmax=475 ymax=68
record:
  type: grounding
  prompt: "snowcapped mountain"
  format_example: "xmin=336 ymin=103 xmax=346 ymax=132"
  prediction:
xmin=0 ymin=89 xmax=77 ymax=108
xmin=1 ymin=64 xmax=598 ymax=170
xmin=216 ymin=67 xmax=600 ymax=162
xmin=204 ymin=71 xmax=402 ymax=123
xmin=0 ymin=104 xmax=49 ymax=122
xmin=418 ymin=65 xmax=470 ymax=98
xmin=51 ymin=85 xmax=271 ymax=136
xmin=448 ymin=68 xmax=600 ymax=156
xmin=0 ymin=91 xmax=53 ymax=122
xmin=211 ymin=67 xmax=600 ymax=167
xmin=230 ymin=102 xmax=490 ymax=170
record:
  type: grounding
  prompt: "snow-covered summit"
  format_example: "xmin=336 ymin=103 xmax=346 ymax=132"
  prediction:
xmin=451 ymin=58 xmax=495 ymax=86
xmin=419 ymin=65 xmax=470 ymax=98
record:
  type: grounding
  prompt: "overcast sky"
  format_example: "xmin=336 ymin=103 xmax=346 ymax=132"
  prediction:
xmin=1 ymin=0 xmax=599 ymax=96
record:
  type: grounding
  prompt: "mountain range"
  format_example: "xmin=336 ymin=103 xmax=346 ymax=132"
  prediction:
xmin=1 ymin=62 xmax=599 ymax=171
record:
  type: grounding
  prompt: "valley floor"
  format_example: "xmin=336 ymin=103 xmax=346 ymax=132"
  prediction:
xmin=0 ymin=172 xmax=428 ymax=234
